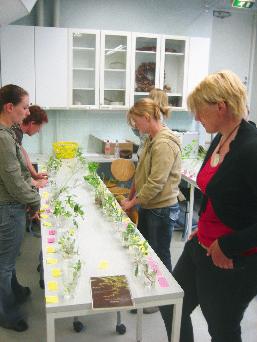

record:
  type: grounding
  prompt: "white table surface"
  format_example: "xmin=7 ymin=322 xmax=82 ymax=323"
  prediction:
xmin=41 ymin=164 xmax=184 ymax=342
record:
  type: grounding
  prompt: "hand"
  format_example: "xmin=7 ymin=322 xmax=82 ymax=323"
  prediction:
xmin=28 ymin=209 xmax=40 ymax=220
xmin=121 ymin=198 xmax=135 ymax=212
xmin=36 ymin=172 xmax=48 ymax=180
xmin=188 ymin=228 xmax=198 ymax=240
xmin=32 ymin=178 xmax=48 ymax=188
xmin=207 ymin=239 xmax=233 ymax=269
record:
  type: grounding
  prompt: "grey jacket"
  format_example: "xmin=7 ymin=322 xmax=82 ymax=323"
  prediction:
xmin=0 ymin=124 xmax=40 ymax=213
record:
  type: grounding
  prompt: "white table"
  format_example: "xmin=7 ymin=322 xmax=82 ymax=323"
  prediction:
xmin=41 ymin=164 xmax=184 ymax=342
xmin=181 ymin=159 xmax=202 ymax=238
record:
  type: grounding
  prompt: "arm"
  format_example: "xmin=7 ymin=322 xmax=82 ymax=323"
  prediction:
xmin=137 ymin=142 xmax=178 ymax=206
xmin=21 ymin=145 xmax=48 ymax=180
xmin=0 ymin=134 xmax=40 ymax=213
xmin=121 ymin=180 xmax=138 ymax=211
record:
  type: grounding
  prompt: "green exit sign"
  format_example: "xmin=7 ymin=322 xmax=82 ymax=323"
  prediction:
xmin=232 ymin=0 xmax=255 ymax=8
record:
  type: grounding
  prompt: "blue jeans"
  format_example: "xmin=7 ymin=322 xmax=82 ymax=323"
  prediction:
xmin=0 ymin=203 xmax=26 ymax=324
xmin=138 ymin=203 xmax=180 ymax=272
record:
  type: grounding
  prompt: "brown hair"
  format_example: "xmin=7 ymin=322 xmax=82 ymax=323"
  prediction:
xmin=0 ymin=84 xmax=28 ymax=112
xmin=23 ymin=105 xmax=48 ymax=125
xmin=127 ymin=98 xmax=161 ymax=127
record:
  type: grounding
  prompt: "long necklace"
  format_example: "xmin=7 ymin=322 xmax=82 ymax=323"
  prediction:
xmin=211 ymin=123 xmax=240 ymax=167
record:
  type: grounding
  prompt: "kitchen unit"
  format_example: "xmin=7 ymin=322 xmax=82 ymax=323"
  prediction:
xmin=0 ymin=25 xmax=210 ymax=111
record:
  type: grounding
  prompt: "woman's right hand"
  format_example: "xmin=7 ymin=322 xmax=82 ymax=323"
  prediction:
xmin=188 ymin=228 xmax=198 ymax=240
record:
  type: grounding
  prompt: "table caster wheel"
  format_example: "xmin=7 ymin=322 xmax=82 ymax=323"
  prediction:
xmin=73 ymin=320 xmax=84 ymax=332
xmin=39 ymin=279 xmax=45 ymax=289
xmin=116 ymin=324 xmax=126 ymax=335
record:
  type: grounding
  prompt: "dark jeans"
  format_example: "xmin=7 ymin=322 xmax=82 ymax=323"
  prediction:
xmin=163 ymin=236 xmax=257 ymax=342
xmin=0 ymin=203 xmax=26 ymax=324
xmin=138 ymin=204 xmax=180 ymax=272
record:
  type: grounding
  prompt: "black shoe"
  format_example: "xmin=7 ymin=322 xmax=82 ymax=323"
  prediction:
xmin=0 ymin=319 xmax=28 ymax=332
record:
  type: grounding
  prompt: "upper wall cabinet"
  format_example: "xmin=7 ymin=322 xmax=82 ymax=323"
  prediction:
xmin=35 ymin=27 xmax=69 ymax=108
xmin=130 ymin=33 xmax=161 ymax=105
xmin=160 ymin=35 xmax=189 ymax=109
xmin=0 ymin=25 xmax=35 ymax=103
xmin=69 ymin=29 xmax=100 ymax=108
xmin=100 ymin=31 xmax=131 ymax=109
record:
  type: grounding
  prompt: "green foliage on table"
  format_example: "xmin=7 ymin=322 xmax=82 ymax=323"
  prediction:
xmin=87 ymin=162 xmax=99 ymax=175
xmin=75 ymin=148 xmax=87 ymax=167
xmin=84 ymin=174 xmax=101 ymax=188
xmin=46 ymin=156 xmax=62 ymax=173
xmin=58 ymin=230 xmax=77 ymax=257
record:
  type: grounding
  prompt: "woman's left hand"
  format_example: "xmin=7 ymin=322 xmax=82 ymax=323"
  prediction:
xmin=207 ymin=239 xmax=233 ymax=269
xmin=121 ymin=199 xmax=134 ymax=212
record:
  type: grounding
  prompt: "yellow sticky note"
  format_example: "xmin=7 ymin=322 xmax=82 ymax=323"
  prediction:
xmin=98 ymin=260 xmax=109 ymax=269
xmin=47 ymin=246 xmax=56 ymax=254
xmin=45 ymin=295 xmax=59 ymax=304
xmin=43 ymin=221 xmax=52 ymax=228
xmin=51 ymin=269 xmax=62 ymax=277
xmin=40 ymin=204 xmax=50 ymax=212
xmin=40 ymin=213 xmax=49 ymax=219
xmin=46 ymin=258 xmax=58 ymax=265
xmin=47 ymin=281 xmax=58 ymax=291
xmin=42 ymin=192 xmax=49 ymax=199
xmin=122 ymin=217 xmax=131 ymax=223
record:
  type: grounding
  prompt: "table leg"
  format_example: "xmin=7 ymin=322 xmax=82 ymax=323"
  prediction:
xmin=187 ymin=184 xmax=195 ymax=238
xmin=170 ymin=298 xmax=183 ymax=342
xmin=136 ymin=308 xmax=143 ymax=342
xmin=46 ymin=313 xmax=55 ymax=342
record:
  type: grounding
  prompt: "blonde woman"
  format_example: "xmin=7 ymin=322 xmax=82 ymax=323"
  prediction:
xmin=166 ymin=70 xmax=257 ymax=342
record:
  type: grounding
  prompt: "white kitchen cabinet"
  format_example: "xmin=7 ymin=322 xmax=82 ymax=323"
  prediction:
xmin=160 ymin=35 xmax=189 ymax=109
xmin=130 ymin=33 xmax=161 ymax=105
xmin=69 ymin=29 xmax=100 ymax=108
xmin=0 ymin=25 xmax=35 ymax=104
xmin=100 ymin=31 xmax=131 ymax=109
xmin=35 ymin=27 xmax=68 ymax=108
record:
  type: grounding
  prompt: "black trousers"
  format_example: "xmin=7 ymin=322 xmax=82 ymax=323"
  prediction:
xmin=161 ymin=236 xmax=257 ymax=342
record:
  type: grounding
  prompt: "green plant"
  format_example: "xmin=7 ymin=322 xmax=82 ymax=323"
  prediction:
xmin=87 ymin=162 xmax=99 ymax=175
xmin=58 ymin=230 xmax=77 ymax=257
xmin=47 ymin=156 xmax=62 ymax=173
xmin=84 ymin=174 xmax=101 ymax=188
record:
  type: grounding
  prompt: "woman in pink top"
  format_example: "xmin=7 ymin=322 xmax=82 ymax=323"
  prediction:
xmin=162 ymin=70 xmax=257 ymax=342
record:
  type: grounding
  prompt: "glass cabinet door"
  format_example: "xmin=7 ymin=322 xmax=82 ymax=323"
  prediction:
xmin=100 ymin=31 xmax=131 ymax=109
xmin=131 ymin=34 xmax=161 ymax=104
xmin=70 ymin=30 xmax=100 ymax=108
xmin=160 ymin=37 xmax=188 ymax=110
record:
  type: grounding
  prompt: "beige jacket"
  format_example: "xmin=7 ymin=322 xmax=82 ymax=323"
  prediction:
xmin=135 ymin=127 xmax=181 ymax=209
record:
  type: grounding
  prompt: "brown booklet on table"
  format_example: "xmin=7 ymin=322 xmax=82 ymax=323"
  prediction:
xmin=90 ymin=275 xmax=134 ymax=309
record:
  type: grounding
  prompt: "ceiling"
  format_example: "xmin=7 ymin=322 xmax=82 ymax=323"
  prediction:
xmin=0 ymin=0 xmax=37 ymax=27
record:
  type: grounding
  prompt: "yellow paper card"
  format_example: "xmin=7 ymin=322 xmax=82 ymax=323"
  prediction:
xmin=40 ymin=213 xmax=49 ymax=219
xmin=40 ymin=204 xmax=49 ymax=212
xmin=47 ymin=281 xmax=58 ymax=291
xmin=122 ymin=217 xmax=130 ymax=223
xmin=51 ymin=269 xmax=62 ymax=277
xmin=45 ymin=295 xmax=59 ymax=304
xmin=43 ymin=221 xmax=52 ymax=228
xmin=98 ymin=260 xmax=109 ymax=269
xmin=46 ymin=258 xmax=58 ymax=265
xmin=47 ymin=246 xmax=56 ymax=254
xmin=42 ymin=192 xmax=49 ymax=199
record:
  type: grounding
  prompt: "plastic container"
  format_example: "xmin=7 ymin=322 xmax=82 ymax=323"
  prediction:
xmin=114 ymin=140 xmax=120 ymax=159
xmin=104 ymin=140 xmax=111 ymax=158
xmin=53 ymin=141 xmax=78 ymax=159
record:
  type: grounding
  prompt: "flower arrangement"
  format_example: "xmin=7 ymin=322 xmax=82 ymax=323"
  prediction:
xmin=62 ymin=259 xmax=82 ymax=298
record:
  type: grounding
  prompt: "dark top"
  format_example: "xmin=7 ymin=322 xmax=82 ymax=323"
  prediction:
xmin=198 ymin=119 xmax=257 ymax=258
xmin=11 ymin=124 xmax=23 ymax=145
